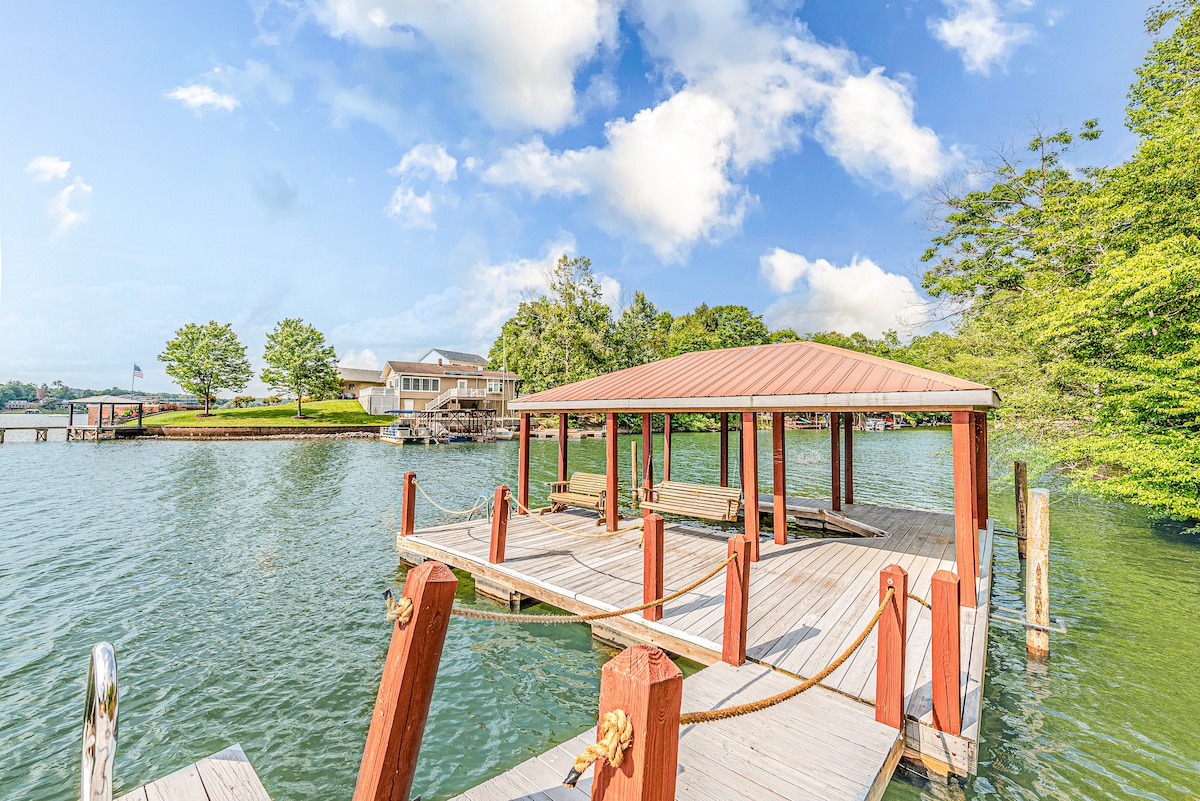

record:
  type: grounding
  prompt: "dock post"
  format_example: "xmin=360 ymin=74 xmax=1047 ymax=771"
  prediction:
xmin=353 ymin=561 xmax=457 ymax=801
xmin=663 ymin=413 xmax=672 ymax=481
xmin=558 ymin=413 xmax=568 ymax=483
xmin=400 ymin=472 xmax=416 ymax=536
xmin=830 ymin=412 xmax=842 ymax=512
xmin=721 ymin=534 xmax=752 ymax=666
xmin=974 ymin=412 xmax=988 ymax=528
xmin=517 ymin=413 xmax=531 ymax=515
xmin=589 ymin=645 xmax=682 ymax=801
xmin=605 ymin=413 xmax=619 ymax=532
xmin=0 ymin=429 xmax=5 ymax=444
xmin=771 ymin=412 xmax=787 ymax=545
xmin=740 ymin=412 xmax=760 ymax=561
xmin=843 ymin=412 xmax=854 ymax=505
xmin=1027 ymin=488 xmax=1051 ymax=659
xmin=875 ymin=564 xmax=908 ymax=728
xmin=489 ymin=486 xmax=509 ymax=564
xmin=1014 ymin=461 xmax=1029 ymax=560
xmin=719 ymin=413 xmax=729 ymax=487
xmin=951 ymin=411 xmax=979 ymax=608
xmin=641 ymin=413 xmax=653 ymax=510
xmin=643 ymin=514 xmax=665 ymax=621
xmin=930 ymin=570 xmax=961 ymax=736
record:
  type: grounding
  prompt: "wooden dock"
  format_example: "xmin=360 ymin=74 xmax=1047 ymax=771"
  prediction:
xmin=398 ymin=500 xmax=993 ymax=782
xmin=451 ymin=661 xmax=904 ymax=801
xmin=115 ymin=745 xmax=269 ymax=801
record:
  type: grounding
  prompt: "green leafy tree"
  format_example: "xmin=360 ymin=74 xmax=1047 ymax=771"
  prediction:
xmin=158 ymin=321 xmax=253 ymax=416
xmin=260 ymin=318 xmax=340 ymax=418
xmin=613 ymin=291 xmax=669 ymax=370
xmin=665 ymin=304 xmax=773 ymax=356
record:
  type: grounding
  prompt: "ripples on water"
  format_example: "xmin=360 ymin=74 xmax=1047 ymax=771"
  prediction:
xmin=0 ymin=430 xmax=1197 ymax=800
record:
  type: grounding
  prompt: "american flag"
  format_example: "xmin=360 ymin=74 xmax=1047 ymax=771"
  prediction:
xmin=132 ymin=364 xmax=144 ymax=378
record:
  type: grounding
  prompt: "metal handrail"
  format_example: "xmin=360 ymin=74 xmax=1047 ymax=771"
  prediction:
xmin=81 ymin=642 xmax=118 ymax=801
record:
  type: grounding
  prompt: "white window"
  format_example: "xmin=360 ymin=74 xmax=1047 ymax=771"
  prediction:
xmin=431 ymin=378 xmax=440 ymax=391
xmin=402 ymin=377 xmax=411 ymax=391
xmin=421 ymin=378 xmax=430 ymax=392
xmin=458 ymin=379 xmax=467 ymax=389
xmin=487 ymin=381 xmax=503 ymax=393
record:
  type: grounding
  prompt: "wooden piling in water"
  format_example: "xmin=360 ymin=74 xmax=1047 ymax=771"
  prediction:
xmin=1014 ymin=461 xmax=1029 ymax=560
xmin=489 ymin=486 xmax=509 ymax=564
xmin=1026 ymin=488 xmax=1050 ymax=659
xmin=930 ymin=570 xmax=961 ymax=736
xmin=876 ymin=564 xmax=907 ymax=729
xmin=400 ymin=472 xmax=416 ymax=537
xmin=353 ymin=561 xmax=458 ymax=801
xmin=721 ymin=534 xmax=752 ymax=666
xmin=643 ymin=514 xmax=664 ymax=622
xmin=590 ymin=645 xmax=682 ymax=801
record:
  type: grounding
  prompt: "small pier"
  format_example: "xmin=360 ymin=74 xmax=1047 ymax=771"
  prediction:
xmin=115 ymin=745 xmax=270 ymax=801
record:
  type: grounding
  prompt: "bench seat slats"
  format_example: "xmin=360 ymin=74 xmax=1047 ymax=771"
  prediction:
xmin=640 ymin=480 xmax=742 ymax=522
xmin=547 ymin=472 xmax=607 ymax=516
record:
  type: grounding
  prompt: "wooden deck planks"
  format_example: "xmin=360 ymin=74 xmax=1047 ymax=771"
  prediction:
xmin=117 ymin=746 xmax=268 ymax=801
xmin=448 ymin=662 xmax=901 ymax=801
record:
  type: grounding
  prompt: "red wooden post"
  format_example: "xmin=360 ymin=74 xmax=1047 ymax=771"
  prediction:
xmin=843 ymin=412 xmax=854 ymax=505
xmin=830 ymin=412 xmax=842 ymax=512
xmin=517 ymin=413 xmax=531 ymax=515
xmin=875 ymin=564 xmax=908 ymax=729
xmin=606 ymin=413 xmax=619 ymax=532
xmin=951 ymin=411 xmax=979 ymax=608
xmin=353 ymin=561 xmax=458 ymax=801
xmin=641 ymin=413 xmax=653 ymax=511
xmin=740 ymin=412 xmax=760 ymax=561
xmin=643 ymin=514 xmax=665 ymax=622
xmin=771 ymin=412 xmax=787 ymax=545
xmin=590 ymin=645 xmax=682 ymax=801
xmin=719 ymin=413 xmax=729 ymax=487
xmin=558 ymin=413 xmax=568 ymax=483
xmin=663 ymin=413 xmax=672 ymax=482
xmin=930 ymin=569 xmax=962 ymax=736
xmin=974 ymin=411 xmax=989 ymax=529
xmin=721 ymin=534 xmax=752 ymax=665
xmin=489 ymin=486 xmax=509 ymax=564
xmin=400 ymin=471 xmax=416 ymax=537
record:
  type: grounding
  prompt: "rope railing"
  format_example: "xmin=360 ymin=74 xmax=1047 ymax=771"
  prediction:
xmin=506 ymin=492 xmax=644 ymax=539
xmin=412 ymin=479 xmax=490 ymax=518
xmin=908 ymin=592 xmax=931 ymax=609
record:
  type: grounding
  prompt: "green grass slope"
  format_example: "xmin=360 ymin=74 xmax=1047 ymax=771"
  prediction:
xmin=143 ymin=399 xmax=395 ymax=427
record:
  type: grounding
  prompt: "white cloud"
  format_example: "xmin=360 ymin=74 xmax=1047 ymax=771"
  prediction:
xmin=385 ymin=187 xmax=436 ymax=228
xmin=760 ymin=248 xmax=928 ymax=336
xmin=484 ymin=1 xmax=959 ymax=259
xmin=339 ymin=348 xmax=381 ymax=370
xmin=26 ymin=156 xmax=71 ymax=182
xmin=166 ymin=84 xmax=241 ymax=112
xmin=389 ymin=144 xmax=458 ymax=183
xmin=205 ymin=60 xmax=293 ymax=105
xmin=49 ymin=177 xmax=93 ymax=233
xmin=929 ymin=0 xmax=1034 ymax=75
xmin=314 ymin=0 xmax=619 ymax=131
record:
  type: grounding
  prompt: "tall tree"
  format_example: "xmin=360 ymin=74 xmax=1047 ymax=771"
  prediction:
xmin=613 ymin=291 xmax=668 ymax=370
xmin=260 ymin=318 xmax=340 ymax=418
xmin=158 ymin=321 xmax=253 ymax=416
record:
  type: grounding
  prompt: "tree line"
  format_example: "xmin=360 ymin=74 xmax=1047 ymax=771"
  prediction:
xmin=158 ymin=318 xmax=339 ymax=418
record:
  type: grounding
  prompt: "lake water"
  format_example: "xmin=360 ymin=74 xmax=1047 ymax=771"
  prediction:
xmin=1 ymin=430 xmax=1197 ymax=800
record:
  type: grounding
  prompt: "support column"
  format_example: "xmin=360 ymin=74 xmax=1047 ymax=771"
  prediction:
xmin=558 ymin=413 xmax=568 ymax=483
xmin=719 ymin=413 xmax=729 ymax=487
xmin=830 ymin=412 xmax=842 ymax=512
xmin=875 ymin=564 xmax=908 ymax=729
xmin=517 ymin=412 xmax=531 ymax=515
xmin=951 ymin=411 xmax=979 ymax=608
xmin=741 ymin=412 xmax=760 ymax=561
xmin=722 ymin=534 xmax=752 ymax=665
xmin=606 ymin=412 xmax=619 ymax=532
xmin=974 ymin=411 xmax=989 ymax=529
xmin=643 ymin=513 xmax=665 ymax=622
xmin=641 ymin=413 xmax=653 ymax=514
xmin=771 ymin=412 xmax=787 ymax=545
xmin=843 ymin=412 xmax=854 ymax=505
xmin=663 ymin=413 xmax=672 ymax=481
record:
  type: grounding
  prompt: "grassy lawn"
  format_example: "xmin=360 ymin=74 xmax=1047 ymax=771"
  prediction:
xmin=139 ymin=399 xmax=396 ymax=427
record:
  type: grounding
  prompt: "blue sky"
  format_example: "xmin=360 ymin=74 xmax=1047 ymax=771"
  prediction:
xmin=2 ymin=1 xmax=1151 ymax=394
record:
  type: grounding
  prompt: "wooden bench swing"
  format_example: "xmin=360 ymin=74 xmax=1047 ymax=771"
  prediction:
xmin=641 ymin=480 xmax=742 ymax=523
xmin=547 ymin=471 xmax=608 ymax=522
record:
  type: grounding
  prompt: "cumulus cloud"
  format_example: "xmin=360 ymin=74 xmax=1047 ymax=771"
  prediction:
xmin=26 ymin=156 xmax=71 ymax=182
xmin=485 ymin=0 xmax=959 ymax=260
xmin=389 ymin=144 xmax=458 ymax=183
xmin=314 ymin=0 xmax=619 ymax=131
xmin=929 ymin=0 xmax=1034 ymax=75
xmin=385 ymin=187 xmax=436 ymax=228
xmin=49 ymin=177 xmax=93 ymax=233
xmin=760 ymin=248 xmax=928 ymax=337
xmin=166 ymin=84 xmax=241 ymax=112
xmin=339 ymin=348 xmax=382 ymax=370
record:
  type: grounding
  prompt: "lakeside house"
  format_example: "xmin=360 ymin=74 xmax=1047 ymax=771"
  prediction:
xmin=356 ymin=349 xmax=520 ymax=418
xmin=5 ymin=400 xmax=30 ymax=410
xmin=337 ymin=367 xmax=387 ymax=399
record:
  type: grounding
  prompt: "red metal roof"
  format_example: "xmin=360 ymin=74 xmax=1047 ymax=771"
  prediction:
xmin=510 ymin=341 xmax=997 ymax=412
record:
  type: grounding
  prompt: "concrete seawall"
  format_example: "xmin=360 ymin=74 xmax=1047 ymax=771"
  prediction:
xmin=144 ymin=425 xmax=380 ymax=439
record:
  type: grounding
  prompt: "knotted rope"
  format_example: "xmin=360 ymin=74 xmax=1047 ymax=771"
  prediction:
xmin=413 ymin=479 xmax=490 ymax=517
xmin=507 ymin=493 xmax=644 ymax=538
xmin=678 ymin=587 xmax=894 ymax=725
xmin=384 ymin=590 xmax=413 ymax=625
xmin=562 ymin=709 xmax=633 ymax=788
xmin=448 ymin=552 xmax=737 ymax=624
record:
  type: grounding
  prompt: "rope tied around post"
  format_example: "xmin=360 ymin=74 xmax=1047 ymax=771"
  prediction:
xmin=907 ymin=592 xmax=931 ymax=609
xmin=506 ymin=492 xmax=645 ymax=538
xmin=562 ymin=709 xmax=633 ymax=788
xmin=412 ymin=479 xmax=490 ymax=517
xmin=678 ymin=587 xmax=894 ymax=725
xmin=383 ymin=589 xmax=413 ymax=625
